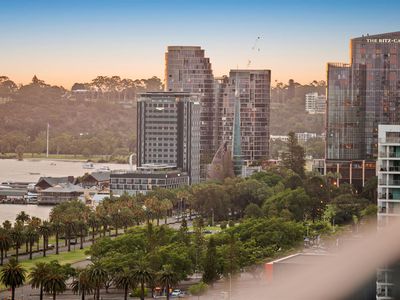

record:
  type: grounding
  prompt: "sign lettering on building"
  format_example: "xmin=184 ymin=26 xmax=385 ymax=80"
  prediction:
xmin=366 ymin=38 xmax=400 ymax=43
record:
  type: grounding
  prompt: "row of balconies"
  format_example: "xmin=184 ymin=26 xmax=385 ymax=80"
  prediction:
xmin=378 ymin=193 xmax=400 ymax=200
xmin=379 ymin=166 xmax=400 ymax=172
xmin=379 ymin=179 xmax=400 ymax=186
xmin=379 ymin=152 xmax=400 ymax=158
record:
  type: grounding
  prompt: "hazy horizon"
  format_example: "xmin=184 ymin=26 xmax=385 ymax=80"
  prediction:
xmin=2 ymin=0 xmax=400 ymax=89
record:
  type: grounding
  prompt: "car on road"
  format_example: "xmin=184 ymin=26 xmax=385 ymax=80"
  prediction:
xmin=171 ymin=289 xmax=185 ymax=297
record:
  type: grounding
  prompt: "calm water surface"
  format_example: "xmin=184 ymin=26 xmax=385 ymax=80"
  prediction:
xmin=0 ymin=204 xmax=53 ymax=223
xmin=0 ymin=158 xmax=132 ymax=222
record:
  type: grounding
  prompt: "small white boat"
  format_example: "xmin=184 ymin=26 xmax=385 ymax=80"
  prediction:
xmin=82 ymin=162 xmax=95 ymax=169
xmin=98 ymin=166 xmax=110 ymax=171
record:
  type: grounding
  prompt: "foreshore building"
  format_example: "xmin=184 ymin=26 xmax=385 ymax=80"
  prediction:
xmin=110 ymin=164 xmax=189 ymax=196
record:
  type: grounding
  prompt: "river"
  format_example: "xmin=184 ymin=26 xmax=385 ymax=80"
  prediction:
xmin=0 ymin=158 xmax=132 ymax=223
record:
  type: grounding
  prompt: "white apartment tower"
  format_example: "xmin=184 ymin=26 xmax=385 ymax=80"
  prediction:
xmin=376 ymin=124 xmax=400 ymax=300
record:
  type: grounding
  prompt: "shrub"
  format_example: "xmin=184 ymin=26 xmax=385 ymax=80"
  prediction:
xmin=189 ymin=282 xmax=208 ymax=296
xmin=220 ymin=221 xmax=228 ymax=230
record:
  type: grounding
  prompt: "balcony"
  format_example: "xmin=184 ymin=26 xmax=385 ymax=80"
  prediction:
xmin=379 ymin=179 xmax=400 ymax=186
xmin=379 ymin=137 xmax=400 ymax=144
xmin=379 ymin=152 xmax=400 ymax=158
xmin=378 ymin=193 xmax=400 ymax=200
xmin=379 ymin=166 xmax=400 ymax=172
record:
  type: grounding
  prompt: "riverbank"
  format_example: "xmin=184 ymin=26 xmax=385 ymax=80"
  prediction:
xmin=0 ymin=159 xmax=132 ymax=183
xmin=0 ymin=153 xmax=131 ymax=164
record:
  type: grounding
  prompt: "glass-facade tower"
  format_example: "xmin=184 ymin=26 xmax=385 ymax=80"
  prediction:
xmin=326 ymin=32 xmax=400 ymax=161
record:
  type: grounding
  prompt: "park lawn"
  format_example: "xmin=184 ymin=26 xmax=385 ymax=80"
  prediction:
xmin=20 ymin=248 xmax=88 ymax=271
xmin=0 ymin=248 xmax=88 ymax=291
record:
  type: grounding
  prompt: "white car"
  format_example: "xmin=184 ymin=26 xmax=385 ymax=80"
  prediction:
xmin=171 ymin=289 xmax=184 ymax=297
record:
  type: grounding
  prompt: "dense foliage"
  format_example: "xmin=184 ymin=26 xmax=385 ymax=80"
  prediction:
xmin=0 ymin=75 xmax=163 ymax=158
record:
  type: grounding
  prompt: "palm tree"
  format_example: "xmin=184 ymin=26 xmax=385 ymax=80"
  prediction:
xmin=38 ymin=221 xmax=51 ymax=257
xmin=29 ymin=262 xmax=50 ymax=300
xmin=10 ymin=222 xmax=24 ymax=262
xmin=158 ymin=265 xmax=179 ymax=300
xmin=114 ymin=268 xmax=137 ymax=300
xmin=87 ymin=213 xmax=98 ymax=244
xmin=88 ymin=263 xmax=108 ymax=300
xmin=25 ymin=225 xmax=38 ymax=260
xmin=0 ymin=227 xmax=11 ymax=265
xmin=71 ymin=268 xmax=94 ymax=300
xmin=63 ymin=220 xmax=75 ymax=252
xmin=0 ymin=258 xmax=26 ymax=300
xmin=51 ymin=222 xmax=63 ymax=255
xmin=43 ymin=263 xmax=68 ymax=300
xmin=15 ymin=211 xmax=30 ymax=225
xmin=76 ymin=221 xmax=87 ymax=250
xmin=2 ymin=221 xmax=12 ymax=259
xmin=29 ymin=217 xmax=42 ymax=252
xmin=132 ymin=264 xmax=154 ymax=300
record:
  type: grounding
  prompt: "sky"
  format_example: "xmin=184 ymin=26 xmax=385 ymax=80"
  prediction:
xmin=1 ymin=0 xmax=400 ymax=89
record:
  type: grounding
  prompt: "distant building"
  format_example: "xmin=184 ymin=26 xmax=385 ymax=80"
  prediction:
xmin=110 ymin=164 xmax=189 ymax=196
xmin=38 ymin=183 xmax=84 ymax=205
xmin=137 ymin=92 xmax=201 ymax=184
xmin=305 ymin=92 xmax=326 ymax=114
xmin=270 ymin=135 xmax=289 ymax=142
xmin=241 ymin=165 xmax=262 ymax=178
xmin=296 ymin=132 xmax=317 ymax=143
xmin=77 ymin=172 xmax=110 ymax=189
xmin=325 ymin=32 xmax=400 ymax=189
xmin=35 ymin=176 xmax=75 ymax=192
xmin=216 ymin=69 xmax=271 ymax=166
xmin=165 ymin=46 xmax=216 ymax=165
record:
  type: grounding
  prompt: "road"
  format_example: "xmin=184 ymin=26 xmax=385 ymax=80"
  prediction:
xmin=0 ymin=216 xmax=197 ymax=299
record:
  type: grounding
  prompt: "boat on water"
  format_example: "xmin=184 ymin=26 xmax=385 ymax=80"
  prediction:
xmin=82 ymin=162 xmax=95 ymax=169
xmin=98 ymin=166 xmax=110 ymax=172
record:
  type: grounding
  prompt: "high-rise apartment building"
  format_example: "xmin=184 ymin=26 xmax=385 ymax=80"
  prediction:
xmin=137 ymin=92 xmax=201 ymax=184
xmin=165 ymin=46 xmax=216 ymax=163
xmin=376 ymin=125 xmax=400 ymax=300
xmin=325 ymin=32 xmax=400 ymax=190
xmin=217 ymin=69 xmax=271 ymax=164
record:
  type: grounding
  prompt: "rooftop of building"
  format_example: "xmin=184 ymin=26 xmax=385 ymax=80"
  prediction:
xmin=36 ymin=176 xmax=75 ymax=187
xmin=40 ymin=182 xmax=84 ymax=194
xmin=137 ymin=92 xmax=201 ymax=100
xmin=111 ymin=164 xmax=188 ymax=178
xmin=167 ymin=46 xmax=202 ymax=50
xmin=229 ymin=69 xmax=271 ymax=73
xmin=352 ymin=31 xmax=400 ymax=41
xmin=87 ymin=171 xmax=110 ymax=182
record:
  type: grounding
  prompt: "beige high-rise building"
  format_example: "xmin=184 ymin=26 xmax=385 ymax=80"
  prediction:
xmin=165 ymin=46 xmax=216 ymax=165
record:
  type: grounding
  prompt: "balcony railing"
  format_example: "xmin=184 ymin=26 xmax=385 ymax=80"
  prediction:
xmin=379 ymin=166 xmax=400 ymax=172
xmin=379 ymin=179 xmax=400 ymax=186
xmin=378 ymin=193 xmax=400 ymax=200
xmin=379 ymin=137 xmax=400 ymax=144
xmin=379 ymin=152 xmax=400 ymax=158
